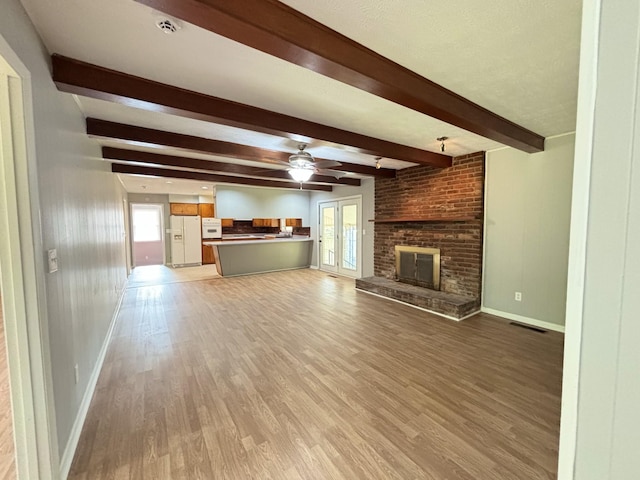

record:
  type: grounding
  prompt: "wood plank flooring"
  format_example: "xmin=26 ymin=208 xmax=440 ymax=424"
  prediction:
xmin=69 ymin=269 xmax=564 ymax=479
xmin=0 ymin=293 xmax=16 ymax=479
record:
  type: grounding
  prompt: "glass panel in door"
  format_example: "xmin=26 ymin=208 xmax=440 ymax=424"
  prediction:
xmin=320 ymin=203 xmax=337 ymax=270
xmin=341 ymin=203 xmax=358 ymax=271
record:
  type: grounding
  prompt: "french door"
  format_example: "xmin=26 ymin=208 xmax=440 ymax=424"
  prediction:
xmin=319 ymin=197 xmax=362 ymax=277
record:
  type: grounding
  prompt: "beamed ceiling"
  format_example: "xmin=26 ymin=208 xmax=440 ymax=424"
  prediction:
xmin=20 ymin=0 xmax=582 ymax=194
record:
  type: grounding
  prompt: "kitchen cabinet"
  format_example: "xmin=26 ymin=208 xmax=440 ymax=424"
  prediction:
xmin=221 ymin=218 xmax=234 ymax=227
xmin=202 ymin=244 xmax=215 ymax=264
xmin=198 ymin=203 xmax=215 ymax=218
xmin=286 ymin=218 xmax=303 ymax=228
xmin=252 ymin=218 xmax=279 ymax=227
xmin=170 ymin=203 xmax=198 ymax=216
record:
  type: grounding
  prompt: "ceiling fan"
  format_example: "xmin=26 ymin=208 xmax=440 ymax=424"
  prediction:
xmin=283 ymin=144 xmax=345 ymax=182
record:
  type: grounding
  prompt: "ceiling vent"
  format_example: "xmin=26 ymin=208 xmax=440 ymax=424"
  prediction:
xmin=156 ymin=17 xmax=181 ymax=34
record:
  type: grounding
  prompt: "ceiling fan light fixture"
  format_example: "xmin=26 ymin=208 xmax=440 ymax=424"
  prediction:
xmin=289 ymin=167 xmax=314 ymax=183
xmin=289 ymin=144 xmax=315 ymax=167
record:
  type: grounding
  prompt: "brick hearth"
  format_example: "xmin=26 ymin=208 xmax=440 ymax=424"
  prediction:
xmin=361 ymin=152 xmax=485 ymax=319
xmin=356 ymin=276 xmax=478 ymax=319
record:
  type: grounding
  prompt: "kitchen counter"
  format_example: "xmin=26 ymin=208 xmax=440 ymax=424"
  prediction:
xmin=203 ymin=236 xmax=313 ymax=276
xmin=205 ymin=235 xmax=311 ymax=245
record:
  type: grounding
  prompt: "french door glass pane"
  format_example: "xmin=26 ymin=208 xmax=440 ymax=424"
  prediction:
xmin=341 ymin=204 xmax=357 ymax=270
xmin=321 ymin=206 xmax=335 ymax=266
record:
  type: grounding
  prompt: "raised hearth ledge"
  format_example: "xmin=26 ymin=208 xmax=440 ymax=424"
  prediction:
xmin=355 ymin=276 xmax=480 ymax=321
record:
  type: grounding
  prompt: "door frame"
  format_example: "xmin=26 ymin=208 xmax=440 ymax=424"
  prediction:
xmin=122 ymin=198 xmax=132 ymax=275
xmin=317 ymin=195 xmax=363 ymax=278
xmin=130 ymin=203 xmax=166 ymax=267
xmin=0 ymin=36 xmax=58 ymax=479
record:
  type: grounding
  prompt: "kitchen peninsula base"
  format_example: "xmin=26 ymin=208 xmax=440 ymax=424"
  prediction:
xmin=204 ymin=237 xmax=313 ymax=277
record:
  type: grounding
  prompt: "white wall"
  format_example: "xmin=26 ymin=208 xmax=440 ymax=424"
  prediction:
xmin=167 ymin=193 xmax=213 ymax=204
xmin=309 ymin=179 xmax=375 ymax=277
xmin=1 ymin=0 xmax=127 ymax=467
xmin=216 ymin=185 xmax=310 ymax=223
xmin=559 ymin=0 xmax=640 ymax=477
xmin=483 ymin=133 xmax=575 ymax=330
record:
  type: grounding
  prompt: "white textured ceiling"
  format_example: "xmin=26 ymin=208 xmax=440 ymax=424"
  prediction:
xmin=20 ymin=0 xmax=582 ymax=192
xmin=117 ymin=173 xmax=216 ymax=196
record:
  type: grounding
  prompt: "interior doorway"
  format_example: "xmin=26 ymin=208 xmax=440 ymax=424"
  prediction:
xmin=318 ymin=196 xmax=362 ymax=278
xmin=0 ymin=39 xmax=56 ymax=479
xmin=131 ymin=203 xmax=165 ymax=267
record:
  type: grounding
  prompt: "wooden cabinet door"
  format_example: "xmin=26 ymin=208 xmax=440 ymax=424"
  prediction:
xmin=198 ymin=203 xmax=215 ymax=218
xmin=221 ymin=218 xmax=234 ymax=227
xmin=170 ymin=203 xmax=198 ymax=216
xmin=202 ymin=245 xmax=215 ymax=264
xmin=286 ymin=218 xmax=302 ymax=227
xmin=253 ymin=218 xmax=279 ymax=227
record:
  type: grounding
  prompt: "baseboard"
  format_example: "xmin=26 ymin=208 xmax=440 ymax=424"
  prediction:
xmin=59 ymin=284 xmax=126 ymax=479
xmin=481 ymin=307 xmax=566 ymax=333
xmin=355 ymin=288 xmax=481 ymax=322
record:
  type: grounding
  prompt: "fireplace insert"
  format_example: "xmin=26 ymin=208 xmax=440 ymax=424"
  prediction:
xmin=395 ymin=245 xmax=441 ymax=290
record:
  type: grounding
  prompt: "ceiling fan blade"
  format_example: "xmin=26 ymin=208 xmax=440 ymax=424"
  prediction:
xmin=317 ymin=169 xmax=348 ymax=178
xmin=313 ymin=160 xmax=342 ymax=169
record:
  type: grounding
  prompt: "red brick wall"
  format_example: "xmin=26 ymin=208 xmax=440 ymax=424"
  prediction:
xmin=374 ymin=152 xmax=485 ymax=300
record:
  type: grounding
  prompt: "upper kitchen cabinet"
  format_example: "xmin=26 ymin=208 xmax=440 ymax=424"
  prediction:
xmin=198 ymin=203 xmax=215 ymax=218
xmin=252 ymin=218 xmax=280 ymax=227
xmin=170 ymin=203 xmax=199 ymax=216
xmin=286 ymin=218 xmax=303 ymax=228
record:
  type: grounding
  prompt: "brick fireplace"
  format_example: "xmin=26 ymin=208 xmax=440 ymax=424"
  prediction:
xmin=356 ymin=152 xmax=485 ymax=319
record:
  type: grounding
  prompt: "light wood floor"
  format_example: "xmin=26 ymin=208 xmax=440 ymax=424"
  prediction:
xmin=69 ymin=269 xmax=564 ymax=479
xmin=0 ymin=294 xmax=16 ymax=479
xmin=127 ymin=264 xmax=220 ymax=289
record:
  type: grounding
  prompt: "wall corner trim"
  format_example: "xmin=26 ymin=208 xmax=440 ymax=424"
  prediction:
xmin=481 ymin=307 xmax=566 ymax=333
xmin=58 ymin=285 xmax=127 ymax=479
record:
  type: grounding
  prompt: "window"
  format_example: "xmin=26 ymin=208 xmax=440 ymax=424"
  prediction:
xmin=132 ymin=205 xmax=162 ymax=242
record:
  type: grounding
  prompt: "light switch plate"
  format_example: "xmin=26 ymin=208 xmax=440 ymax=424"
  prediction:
xmin=47 ymin=249 xmax=58 ymax=273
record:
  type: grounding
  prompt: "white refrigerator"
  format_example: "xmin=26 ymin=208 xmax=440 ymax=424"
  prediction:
xmin=170 ymin=215 xmax=202 ymax=267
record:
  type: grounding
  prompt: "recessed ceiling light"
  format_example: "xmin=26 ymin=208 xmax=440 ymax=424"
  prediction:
xmin=201 ymin=186 xmax=208 ymax=190
xmin=165 ymin=180 xmax=173 ymax=184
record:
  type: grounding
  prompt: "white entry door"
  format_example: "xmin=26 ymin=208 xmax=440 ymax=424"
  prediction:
xmin=319 ymin=197 xmax=362 ymax=278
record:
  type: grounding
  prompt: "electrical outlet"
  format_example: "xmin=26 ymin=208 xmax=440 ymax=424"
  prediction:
xmin=515 ymin=292 xmax=522 ymax=302
xmin=74 ymin=364 xmax=79 ymax=384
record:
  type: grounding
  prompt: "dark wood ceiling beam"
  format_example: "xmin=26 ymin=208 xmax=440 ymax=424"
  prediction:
xmin=52 ymin=54 xmax=449 ymax=167
xmin=102 ymin=147 xmax=361 ymax=186
xmin=111 ymin=163 xmax=332 ymax=191
xmin=89 ymin=118 xmax=395 ymax=178
xmin=135 ymin=0 xmax=545 ymax=153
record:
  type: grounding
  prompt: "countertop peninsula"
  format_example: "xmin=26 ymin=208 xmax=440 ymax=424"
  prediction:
xmin=204 ymin=235 xmax=313 ymax=276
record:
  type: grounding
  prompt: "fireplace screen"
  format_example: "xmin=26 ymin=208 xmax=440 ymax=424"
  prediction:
xmin=395 ymin=246 xmax=441 ymax=290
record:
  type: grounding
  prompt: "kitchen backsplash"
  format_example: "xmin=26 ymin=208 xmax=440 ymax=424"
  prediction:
xmin=222 ymin=220 xmax=310 ymax=236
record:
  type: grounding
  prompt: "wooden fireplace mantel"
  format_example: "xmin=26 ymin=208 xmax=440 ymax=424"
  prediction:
xmin=368 ymin=216 xmax=478 ymax=223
